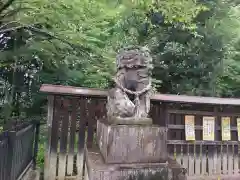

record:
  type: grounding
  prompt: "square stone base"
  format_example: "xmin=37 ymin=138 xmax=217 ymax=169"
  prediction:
xmin=107 ymin=116 xmax=152 ymax=125
xmin=85 ymin=147 xmax=187 ymax=180
xmin=96 ymin=120 xmax=168 ymax=164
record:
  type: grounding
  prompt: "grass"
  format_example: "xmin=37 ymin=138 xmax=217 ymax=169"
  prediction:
xmin=37 ymin=124 xmax=47 ymax=170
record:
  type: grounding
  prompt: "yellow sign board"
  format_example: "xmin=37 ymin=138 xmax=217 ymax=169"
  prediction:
xmin=237 ymin=118 xmax=240 ymax=141
xmin=185 ymin=115 xmax=195 ymax=141
xmin=221 ymin=117 xmax=231 ymax=141
xmin=203 ymin=116 xmax=215 ymax=141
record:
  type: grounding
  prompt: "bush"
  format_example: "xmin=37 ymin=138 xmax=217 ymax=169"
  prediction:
xmin=37 ymin=142 xmax=45 ymax=169
xmin=37 ymin=124 xmax=47 ymax=170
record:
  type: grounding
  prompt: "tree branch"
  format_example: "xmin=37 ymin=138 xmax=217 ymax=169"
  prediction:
xmin=0 ymin=23 xmax=92 ymax=56
xmin=0 ymin=21 xmax=19 ymax=30
xmin=1 ymin=7 xmax=31 ymax=20
xmin=0 ymin=0 xmax=15 ymax=14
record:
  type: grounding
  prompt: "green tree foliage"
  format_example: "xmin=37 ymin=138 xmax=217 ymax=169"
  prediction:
xmin=0 ymin=0 xmax=239 ymax=121
xmin=117 ymin=0 xmax=240 ymax=96
xmin=215 ymin=4 xmax=240 ymax=97
xmin=18 ymin=0 xmax=127 ymax=87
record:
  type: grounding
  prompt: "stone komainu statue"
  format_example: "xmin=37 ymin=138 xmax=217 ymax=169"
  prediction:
xmin=107 ymin=46 xmax=153 ymax=119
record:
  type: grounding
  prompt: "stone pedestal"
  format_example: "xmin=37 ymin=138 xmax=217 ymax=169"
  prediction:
xmin=85 ymin=148 xmax=187 ymax=180
xmin=85 ymin=119 xmax=187 ymax=180
xmin=96 ymin=120 xmax=168 ymax=164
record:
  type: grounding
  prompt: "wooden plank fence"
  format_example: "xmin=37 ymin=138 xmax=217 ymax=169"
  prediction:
xmin=0 ymin=121 xmax=40 ymax=180
xmin=166 ymin=104 xmax=240 ymax=180
xmin=40 ymin=84 xmax=240 ymax=180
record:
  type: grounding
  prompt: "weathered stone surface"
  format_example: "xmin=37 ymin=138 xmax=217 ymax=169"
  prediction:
xmin=96 ymin=120 xmax=168 ymax=164
xmin=106 ymin=46 xmax=153 ymax=119
xmin=85 ymin=147 xmax=187 ymax=180
xmin=107 ymin=116 xmax=152 ymax=125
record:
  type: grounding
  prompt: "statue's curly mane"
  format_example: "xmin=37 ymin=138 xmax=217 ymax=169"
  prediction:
xmin=116 ymin=46 xmax=153 ymax=70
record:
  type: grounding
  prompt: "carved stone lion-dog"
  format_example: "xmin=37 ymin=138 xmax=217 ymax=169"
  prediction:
xmin=106 ymin=46 xmax=153 ymax=122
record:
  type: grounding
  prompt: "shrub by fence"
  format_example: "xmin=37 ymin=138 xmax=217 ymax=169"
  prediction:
xmin=0 ymin=121 xmax=40 ymax=180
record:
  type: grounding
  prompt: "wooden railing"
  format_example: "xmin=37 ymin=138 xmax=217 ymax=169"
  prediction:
xmin=41 ymin=84 xmax=240 ymax=180
xmin=0 ymin=121 xmax=40 ymax=180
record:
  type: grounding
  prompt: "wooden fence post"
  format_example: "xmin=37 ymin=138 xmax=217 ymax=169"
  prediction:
xmin=33 ymin=120 xmax=40 ymax=170
xmin=44 ymin=95 xmax=55 ymax=180
xmin=7 ymin=131 xmax=17 ymax=180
